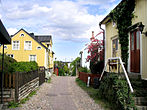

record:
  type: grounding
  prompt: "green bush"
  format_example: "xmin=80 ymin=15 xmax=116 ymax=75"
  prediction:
xmin=58 ymin=68 xmax=64 ymax=76
xmin=78 ymin=67 xmax=89 ymax=73
xmin=9 ymin=61 xmax=38 ymax=72
xmin=71 ymin=67 xmax=76 ymax=76
xmin=98 ymin=73 xmax=136 ymax=110
xmin=90 ymin=60 xmax=104 ymax=74
xmin=0 ymin=54 xmax=17 ymax=73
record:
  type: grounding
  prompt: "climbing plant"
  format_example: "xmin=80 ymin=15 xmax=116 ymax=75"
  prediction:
xmin=110 ymin=0 xmax=135 ymax=68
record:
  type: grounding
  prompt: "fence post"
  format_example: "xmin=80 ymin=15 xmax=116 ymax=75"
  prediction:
xmin=15 ymin=72 xmax=19 ymax=102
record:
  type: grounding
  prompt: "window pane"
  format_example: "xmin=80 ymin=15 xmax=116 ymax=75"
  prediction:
xmin=131 ymin=33 xmax=134 ymax=50
xmin=136 ymin=31 xmax=140 ymax=49
xmin=13 ymin=41 xmax=19 ymax=50
xmin=112 ymin=38 xmax=118 ymax=57
xmin=30 ymin=55 xmax=36 ymax=61
xmin=25 ymin=41 xmax=32 ymax=50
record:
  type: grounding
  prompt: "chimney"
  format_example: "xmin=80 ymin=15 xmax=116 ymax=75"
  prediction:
xmin=90 ymin=31 xmax=95 ymax=40
xmin=92 ymin=31 xmax=94 ymax=38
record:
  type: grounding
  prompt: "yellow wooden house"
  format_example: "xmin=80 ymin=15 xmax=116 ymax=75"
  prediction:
xmin=0 ymin=28 xmax=54 ymax=74
xmin=100 ymin=0 xmax=147 ymax=79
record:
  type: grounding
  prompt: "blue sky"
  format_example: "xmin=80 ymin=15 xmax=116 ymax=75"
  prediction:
xmin=0 ymin=0 xmax=121 ymax=62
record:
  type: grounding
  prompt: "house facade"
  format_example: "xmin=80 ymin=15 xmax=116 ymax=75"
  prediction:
xmin=0 ymin=28 xmax=54 ymax=74
xmin=100 ymin=0 xmax=147 ymax=79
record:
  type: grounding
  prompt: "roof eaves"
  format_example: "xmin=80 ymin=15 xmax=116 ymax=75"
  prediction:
xmin=0 ymin=20 xmax=11 ymax=44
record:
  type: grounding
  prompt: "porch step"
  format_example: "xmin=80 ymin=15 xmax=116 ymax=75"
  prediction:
xmin=134 ymin=97 xmax=147 ymax=106
xmin=136 ymin=105 xmax=147 ymax=110
xmin=128 ymin=73 xmax=141 ymax=79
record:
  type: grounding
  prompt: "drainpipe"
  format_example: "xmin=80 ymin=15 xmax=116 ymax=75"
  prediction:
xmin=99 ymin=23 xmax=105 ymax=67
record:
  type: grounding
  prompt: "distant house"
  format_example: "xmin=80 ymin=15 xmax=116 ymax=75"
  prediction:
xmin=0 ymin=28 xmax=54 ymax=75
xmin=99 ymin=0 xmax=147 ymax=79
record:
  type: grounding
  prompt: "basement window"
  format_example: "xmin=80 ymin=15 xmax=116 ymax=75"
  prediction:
xmin=7 ymin=54 xmax=14 ymax=58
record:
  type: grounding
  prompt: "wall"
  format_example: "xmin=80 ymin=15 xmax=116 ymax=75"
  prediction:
xmin=105 ymin=20 xmax=122 ymax=72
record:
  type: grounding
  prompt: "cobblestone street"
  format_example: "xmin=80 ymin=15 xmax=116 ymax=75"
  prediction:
xmin=7 ymin=76 xmax=104 ymax=110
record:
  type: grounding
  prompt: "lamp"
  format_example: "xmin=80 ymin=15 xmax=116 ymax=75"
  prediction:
xmin=138 ymin=23 xmax=147 ymax=36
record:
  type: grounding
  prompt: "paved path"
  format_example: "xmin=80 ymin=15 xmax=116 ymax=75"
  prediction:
xmin=7 ymin=76 xmax=103 ymax=110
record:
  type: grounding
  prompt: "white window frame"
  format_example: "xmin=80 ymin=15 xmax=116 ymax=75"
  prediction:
xmin=12 ymin=41 xmax=20 ymax=50
xmin=24 ymin=41 xmax=32 ymax=50
xmin=111 ymin=37 xmax=119 ymax=57
xmin=7 ymin=54 xmax=14 ymax=58
xmin=37 ymin=46 xmax=42 ymax=50
xmin=29 ymin=55 xmax=37 ymax=62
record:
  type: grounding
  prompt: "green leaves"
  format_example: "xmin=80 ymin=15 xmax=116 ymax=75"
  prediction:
xmin=98 ymin=73 xmax=136 ymax=110
xmin=110 ymin=0 xmax=135 ymax=68
xmin=9 ymin=61 xmax=38 ymax=73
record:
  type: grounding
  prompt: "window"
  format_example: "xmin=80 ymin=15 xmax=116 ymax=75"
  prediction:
xmin=112 ymin=38 xmax=118 ymax=57
xmin=12 ymin=41 xmax=20 ymax=50
xmin=20 ymin=33 xmax=24 ymax=37
xmin=7 ymin=54 xmax=14 ymax=58
xmin=4 ymin=45 xmax=7 ymax=49
xmin=29 ymin=55 xmax=36 ymax=61
xmin=131 ymin=33 xmax=134 ymax=50
xmin=24 ymin=41 xmax=32 ymax=50
xmin=37 ymin=46 xmax=41 ymax=50
xmin=112 ymin=21 xmax=116 ymax=27
xmin=136 ymin=31 xmax=140 ymax=49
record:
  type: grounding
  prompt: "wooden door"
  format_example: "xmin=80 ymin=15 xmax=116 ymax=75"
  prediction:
xmin=130 ymin=30 xmax=140 ymax=73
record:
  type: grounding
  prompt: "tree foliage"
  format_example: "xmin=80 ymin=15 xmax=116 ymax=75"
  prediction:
xmin=86 ymin=33 xmax=104 ymax=74
xmin=70 ymin=57 xmax=80 ymax=76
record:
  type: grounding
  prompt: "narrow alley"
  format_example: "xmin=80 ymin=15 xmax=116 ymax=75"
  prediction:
xmin=7 ymin=76 xmax=103 ymax=110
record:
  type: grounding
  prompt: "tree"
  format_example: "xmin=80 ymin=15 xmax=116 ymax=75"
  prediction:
xmin=70 ymin=57 xmax=80 ymax=76
xmin=86 ymin=32 xmax=104 ymax=74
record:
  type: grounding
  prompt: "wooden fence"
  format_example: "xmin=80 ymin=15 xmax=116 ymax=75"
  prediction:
xmin=3 ymin=73 xmax=15 ymax=88
xmin=2 ymin=68 xmax=45 ymax=103
xmin=79 ymin=72 xmax=101 ymax=85
xmin=3 ymin=70 xmax=39 ymax=88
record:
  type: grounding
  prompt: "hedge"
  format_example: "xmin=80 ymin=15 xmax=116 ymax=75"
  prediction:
xmin=9 ymin=61 xmax=38 ymax=73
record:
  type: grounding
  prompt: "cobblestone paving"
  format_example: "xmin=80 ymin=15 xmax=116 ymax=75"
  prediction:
xmin=6 ymin=76 xmax=104 ymax=110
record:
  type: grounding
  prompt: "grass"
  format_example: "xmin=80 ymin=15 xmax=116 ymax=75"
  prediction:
xmin=8 ymin=90 xmax=37 ymax=108
xmin=47 ymin=77 xmax=51 ymax=83
xmin=76 ymin=78 xmax=112 ymax=110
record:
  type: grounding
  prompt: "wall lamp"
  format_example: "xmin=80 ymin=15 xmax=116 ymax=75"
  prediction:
xmin=138 ymin=23 xmax=147 ymax=36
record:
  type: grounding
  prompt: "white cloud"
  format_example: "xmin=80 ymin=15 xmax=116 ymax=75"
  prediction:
xmin=5 ymin=4 xmax=52 ymax=19
xmin=0 ymin=0 xmax=119 ymax=42
xmin=77 ymin=0 xmax=117 ymax=6
xmin=7 ymin=28 xmax=18 ymax=35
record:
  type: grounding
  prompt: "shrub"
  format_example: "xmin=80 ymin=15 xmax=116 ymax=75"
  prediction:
xmin=98 ymin=73 xmax=136 ymax=110
xmin=78 ymin=67 xmax=89 ymax=73
xmin=0 ymin=54 xmax=17 ymax=73
xmin=71 ymin=67 xmax=76 ymax=76
xmin=59 ymin=68 xmax=65 ymax=76
xmin=90 ymin=60 xmax=104 ymax=74
xmin=9 ymin=61 xmax=38 ymax=72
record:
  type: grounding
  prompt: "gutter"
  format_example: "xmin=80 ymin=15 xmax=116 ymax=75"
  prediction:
xmin=99 ymin=23 xmax=105 ymax=67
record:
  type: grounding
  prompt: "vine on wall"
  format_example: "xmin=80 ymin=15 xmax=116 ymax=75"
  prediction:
xmin=110 ymin=0 xmax=135 ymax=68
